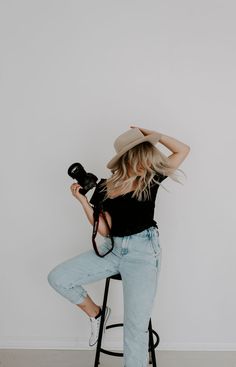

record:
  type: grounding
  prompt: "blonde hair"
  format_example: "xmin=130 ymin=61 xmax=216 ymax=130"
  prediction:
xmin=100 ymin=141 xmax=186 ymax=202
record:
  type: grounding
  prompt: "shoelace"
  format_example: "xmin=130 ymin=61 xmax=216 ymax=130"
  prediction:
xmin=90 ymin=316 xmax=101 ymax=335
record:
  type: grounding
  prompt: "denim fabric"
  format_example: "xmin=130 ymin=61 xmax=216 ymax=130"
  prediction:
xmin=47 ymin=225 xmax=162 ymax=367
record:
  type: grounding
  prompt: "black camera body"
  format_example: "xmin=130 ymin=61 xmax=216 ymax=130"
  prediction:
xmin=67 ymin=163 xmax=98 ymax=195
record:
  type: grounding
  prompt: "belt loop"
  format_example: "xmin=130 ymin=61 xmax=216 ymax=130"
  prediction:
xmin=122 ymin=235 xmax=129 ymax=249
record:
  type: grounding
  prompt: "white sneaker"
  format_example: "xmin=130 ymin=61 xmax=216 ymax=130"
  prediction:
xmin=89 ymin=305 xmax=111 ymax=347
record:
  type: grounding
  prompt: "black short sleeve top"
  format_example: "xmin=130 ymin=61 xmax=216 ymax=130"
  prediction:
xmin=89 ymin=173 xmax=168 ymax=237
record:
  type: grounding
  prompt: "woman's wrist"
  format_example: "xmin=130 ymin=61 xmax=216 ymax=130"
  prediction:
xmin=156 ymin=132 xmax=163 ymax=141
xmin=78 ymin=195 xmax=89 ymax=206
xmin=141 ymin=128 xmax=162 ymax=142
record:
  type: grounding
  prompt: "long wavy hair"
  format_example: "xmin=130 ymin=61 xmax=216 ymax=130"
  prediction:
xmin=100 ymin=141 xmax=186 ymax=201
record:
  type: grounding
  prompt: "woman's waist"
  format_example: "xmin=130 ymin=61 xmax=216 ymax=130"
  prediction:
xmin=110 ymin=221 xmax=158 ymax=237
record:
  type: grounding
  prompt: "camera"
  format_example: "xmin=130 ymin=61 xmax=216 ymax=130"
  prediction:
xmin=67 ymin=162 xmax=113 ymax=257
xmin=67 ymin=162 xmax=98 ymax=195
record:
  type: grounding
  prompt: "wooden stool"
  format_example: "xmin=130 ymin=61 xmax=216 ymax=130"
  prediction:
xmin=93 ymin=273 xmax=160 ymax=366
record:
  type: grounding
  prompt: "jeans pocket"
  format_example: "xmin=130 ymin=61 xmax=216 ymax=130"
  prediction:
xmin=150 ymin=235 xmax=161 ymax=256
xmin=148 ymin=237 xmax=162 ymax=270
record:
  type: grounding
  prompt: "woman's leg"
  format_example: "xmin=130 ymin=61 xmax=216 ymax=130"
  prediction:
xmin=47 ymin=240 xmax=119 ymax=316
xmin=119 ymin=228 xmax=162 ymax=367
xmin=76 ymin=294 xmax=101 ymax=318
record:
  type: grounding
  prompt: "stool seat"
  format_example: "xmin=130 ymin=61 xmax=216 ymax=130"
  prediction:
xmin=93 ymin=273 xmax=159 ymax=366
xmin=109 ymin=273 xmax=122 ymax=280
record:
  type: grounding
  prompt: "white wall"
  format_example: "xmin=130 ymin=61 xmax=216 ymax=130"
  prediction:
xmin=0 ymin=0 xmax=235 ymax=351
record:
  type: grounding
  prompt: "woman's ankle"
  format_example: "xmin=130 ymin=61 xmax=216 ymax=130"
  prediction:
xmin=94 ymin=306 xmax=102 ymax=319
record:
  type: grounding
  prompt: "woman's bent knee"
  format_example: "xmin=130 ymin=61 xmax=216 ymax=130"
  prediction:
xmin=47 ymin=269 xmax=55 ymax=287
xmin=47 ymin=267 xmax=62 ymax=289
xmin=47 ymin=263 xmax=83 ymax=290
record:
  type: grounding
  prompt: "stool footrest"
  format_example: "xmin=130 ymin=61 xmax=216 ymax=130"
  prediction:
xmin=106 ymin=322 xmax=123 ymax=330
xmin=102 ymin=322 xmax=159 ymax=355
xmin=100 ymin=347 xmax=123 ymax=357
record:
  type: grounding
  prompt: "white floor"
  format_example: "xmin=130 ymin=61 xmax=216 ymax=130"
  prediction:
xmin=0 ymin=350 xmax=236 ymax=367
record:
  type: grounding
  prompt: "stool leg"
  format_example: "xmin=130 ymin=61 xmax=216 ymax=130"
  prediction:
xmin=148 ymin=319 xmax=157 ymax=366
xmin=94 ymin=277 xmax=110 ymax=367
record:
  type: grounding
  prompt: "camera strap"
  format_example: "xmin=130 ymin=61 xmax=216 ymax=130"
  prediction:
xmin=92 ymin=204 xmax=114 ymax=257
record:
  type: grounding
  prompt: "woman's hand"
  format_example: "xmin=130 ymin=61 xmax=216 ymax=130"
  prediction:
xmin=130 ymin=125 xmax=158 ymax=136
xmin=70 ymin=182 xmax=88 ymax=204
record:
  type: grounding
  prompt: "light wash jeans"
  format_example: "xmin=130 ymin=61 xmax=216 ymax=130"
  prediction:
xmin=47 ymin=225 xmax=162 ymax=367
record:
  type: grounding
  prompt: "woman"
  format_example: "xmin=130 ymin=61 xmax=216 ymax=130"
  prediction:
xmin=47 ymin=125 xmax=190 ymax=367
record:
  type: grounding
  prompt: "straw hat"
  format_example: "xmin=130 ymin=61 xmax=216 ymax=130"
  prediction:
xmin=106 ymin=127 xmax=162 ymax=169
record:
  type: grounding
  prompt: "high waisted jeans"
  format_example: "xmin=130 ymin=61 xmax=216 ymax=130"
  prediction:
xmin=47 ymin=225 xmax=162 ymax=367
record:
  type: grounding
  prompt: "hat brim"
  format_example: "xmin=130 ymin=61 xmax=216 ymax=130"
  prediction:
xmin=106 ymin=132 xmax=161 ymax=169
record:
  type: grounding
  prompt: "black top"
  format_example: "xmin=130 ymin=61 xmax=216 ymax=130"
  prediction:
xmin=89 ymin=173 xmax=168 ymax=237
